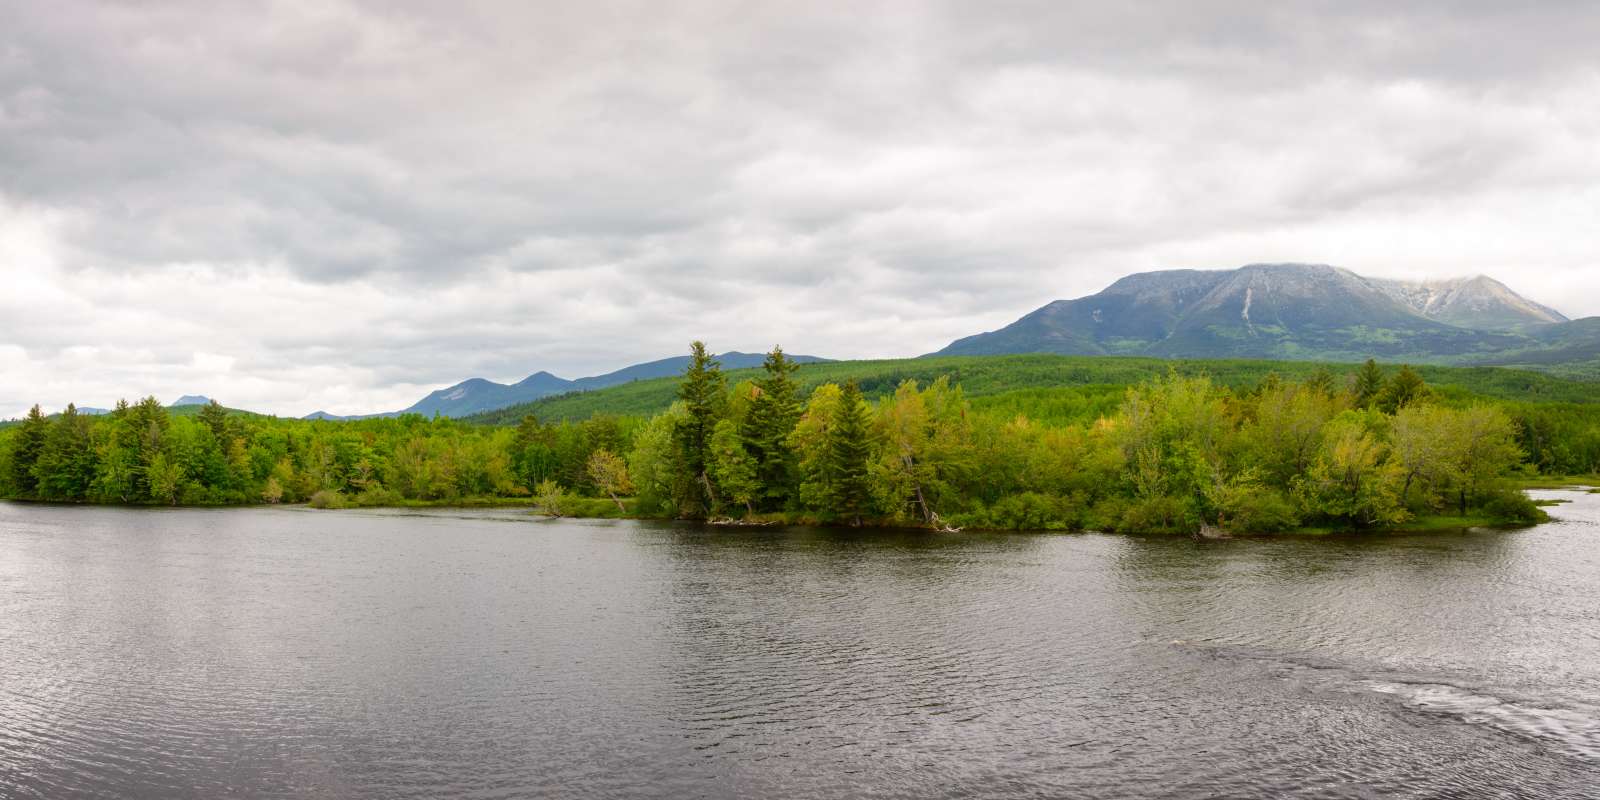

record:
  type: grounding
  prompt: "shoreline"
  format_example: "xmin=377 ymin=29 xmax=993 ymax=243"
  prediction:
xmin=3 ymin=496 xmax=1557 ymax=536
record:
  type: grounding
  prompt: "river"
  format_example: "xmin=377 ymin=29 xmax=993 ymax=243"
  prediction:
xmin=2 ymin=490 xmax=1598 ymax=798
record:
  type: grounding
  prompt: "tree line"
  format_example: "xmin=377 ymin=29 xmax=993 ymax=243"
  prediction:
xmin=616 ymin=345 xmax=1541 ymax=532
xmin=0 ymin=346 xmax=1565 ymax=532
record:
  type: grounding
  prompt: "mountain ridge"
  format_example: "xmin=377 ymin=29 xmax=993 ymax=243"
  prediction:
xmin=307 ymin=350 xmax=829 ymax=420
xmin=935 ymin=263 xmax=1583 ymax=364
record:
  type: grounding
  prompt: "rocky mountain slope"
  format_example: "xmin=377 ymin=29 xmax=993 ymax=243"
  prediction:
xmin=935 ymin=263 xmax=1585 ymax=364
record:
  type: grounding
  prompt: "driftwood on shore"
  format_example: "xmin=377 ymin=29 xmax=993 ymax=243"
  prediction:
xmin=706 ymin=517 xmax=777 ymax=527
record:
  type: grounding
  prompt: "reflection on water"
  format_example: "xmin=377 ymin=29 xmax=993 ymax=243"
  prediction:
xmin=1 ymin=492 xmax=1598 ymax=798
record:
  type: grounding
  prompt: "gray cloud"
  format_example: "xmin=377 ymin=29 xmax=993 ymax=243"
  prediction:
xmin=2 ymin=1 xmax=1599 ymax=416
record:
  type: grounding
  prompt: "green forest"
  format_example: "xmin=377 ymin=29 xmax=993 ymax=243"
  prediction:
xmin=4 ymin=346 xmax=1598 ymax=534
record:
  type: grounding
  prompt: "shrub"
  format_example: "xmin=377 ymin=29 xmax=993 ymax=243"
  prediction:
xmin=987 ymin=492 xmax=1077 ymax=530
xmin=534 ymin=479 xmax=567 ymax=516
xmin=1479 ymin=488 xmax=1546 ymax=524
xmin=352 ymin=486 xmax=403 ymax=507
xmin=308 ymin=489 xmax=346 ymax=509
xmin=1216 ymin=484 xmax=1301 ymax=534
xmin=1118 ymin=494 xmax=1199 ymax=534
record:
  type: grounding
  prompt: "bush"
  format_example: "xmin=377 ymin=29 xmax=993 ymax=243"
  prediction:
xmin=1217 ymin=485 xmax=1301 ymax=534
xmin=534 ymin=479 xmax=568 ymax=516
xmin=1117 ymin=494 xmax=1200 ymax=534
xmin=352 ymin=486 xmax=403 ymax=507
xmin=308 ymin=489 xmax=347 ymax=509
xmin=1479 ymin=488 xmax=1546 ymax=524
xmin=986 ymin=492 xmax=1078 ymax=530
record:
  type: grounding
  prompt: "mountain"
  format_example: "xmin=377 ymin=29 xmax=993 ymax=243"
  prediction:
xmin=935 ymin=263 xmax=1582 ymax=364
xmin=303 ymin=411 xmax=354 ymax=421
xmin=569 ymin=351 xmax=813 ymax=391
xmin=308 ymin=351 xmax=828 ymax=420
xmin=1370 ymin=275 xmax=1567 ymax=331
xmin=172 ymin=395 xmax=213 ymax=406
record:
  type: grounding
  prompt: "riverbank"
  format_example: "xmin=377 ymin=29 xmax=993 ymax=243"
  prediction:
xmin=1509 ymin=474 xmax=1600 ymax=491
xmin=302 ymin=494 xmax=1550 ymax=536
xmin=2 ymin=492 xmax=1553 ymax=535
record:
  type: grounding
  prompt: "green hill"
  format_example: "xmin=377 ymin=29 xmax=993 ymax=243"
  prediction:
xmin=464 ymin=353 xmax=1600 ymax=425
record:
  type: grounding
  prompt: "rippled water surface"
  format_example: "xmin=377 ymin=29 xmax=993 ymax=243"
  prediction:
xmin=3 ymin=491 xmax=1600 ymax=798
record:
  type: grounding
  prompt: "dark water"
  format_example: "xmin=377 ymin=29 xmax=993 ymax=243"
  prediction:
xmin=3 ymin=492 xmax=1599 ymax=799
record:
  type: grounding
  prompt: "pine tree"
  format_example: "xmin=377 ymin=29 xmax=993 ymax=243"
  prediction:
xmin=1377 ymin=365 xmax=1427 ymax=413
xmin=198 ymin=400 xmax=229 ymax=439
xmin=820 ymin=382 xmax=876 ymax=525
xmin=36 ymin=403 xmax=96 ymax=501
xmin=673 ymin=341 xmax=725 ymax=516
xmin=9 ymin=405 xmax=51 ymax=498
xmin=1353 ymin=359 xmax=1386 ymax=409
xmin=743 ymin=346 xmax=802 ymax=510
xmin=1304 ymin=368 xmax=1337 ymax=397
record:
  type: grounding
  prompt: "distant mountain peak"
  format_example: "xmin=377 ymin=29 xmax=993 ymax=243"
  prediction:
xmin=172 ymin=395 xmax=212 ymax=406
xmin=306 ymin=351 xmax=830 ymax=420
xmin=935 ymin=263 xmax=1561 ymax=361
xmin=1370 ymin=274 xmax=1567 ymax=330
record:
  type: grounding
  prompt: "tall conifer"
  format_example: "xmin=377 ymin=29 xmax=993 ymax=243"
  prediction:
xmin=9 ymin=405 xmax=51 ymax=498
xmin=1353 ymin=359 xmax=1386 ymax=408
xmin=674 ymin=341 xmax=725 ymax=515
xmin=821 ymin=382 xmax=875 ymax=525
xmin=743 ymin=346 xmax=802 ymax=510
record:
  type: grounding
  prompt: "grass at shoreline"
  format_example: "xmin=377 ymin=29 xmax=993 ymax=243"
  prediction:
xmin=295 ymin=497 xmax=1547 ymax=536
xmin=5 ymin=495 xmax=1551 ymax=535
xmin=1508 ymin=475 xmax=1600 ymax=490
xmin=1275 ymin=514 xmax=1529 ymax=537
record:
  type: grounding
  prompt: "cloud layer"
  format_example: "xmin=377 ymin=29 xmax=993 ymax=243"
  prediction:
xmin=3 ymin=1 xmax=1598 ymax=416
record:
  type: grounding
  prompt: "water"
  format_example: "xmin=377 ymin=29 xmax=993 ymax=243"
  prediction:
xmin=2 ymin=491 xmax=1598 ymax=799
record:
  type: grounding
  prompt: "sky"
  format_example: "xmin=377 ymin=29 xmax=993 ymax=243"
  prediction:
xmin=2 ymin=1 xmax=1598 ymax=418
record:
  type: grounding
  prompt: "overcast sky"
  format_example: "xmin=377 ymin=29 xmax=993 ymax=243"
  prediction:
xmin=3 ymin=1 xmax=1598 ymax=417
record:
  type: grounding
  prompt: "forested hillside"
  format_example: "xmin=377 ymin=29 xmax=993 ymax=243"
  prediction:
xmin=465 ymin=353 xmax=1600 ymax=425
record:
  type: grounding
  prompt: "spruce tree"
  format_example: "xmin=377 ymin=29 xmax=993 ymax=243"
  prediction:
xmin=1353 ymin=359 xmax=1386 ymax=408
xmin=743 ymin=346 xmax=802 ymax=510
xmin=821 ymin=382 xmax=876 ymax=525
xmin=9 ymin=405 xmax=51 ymax=498
xmin=36 ymin=403 xmax=95 ymax=501
xmin=198 ymin=400 xmax=229 ymax=439
xmin=673 ymin=341 xmax=725 ymax=516
xmin=1377 ymin=365 xmax=1427 ymax=413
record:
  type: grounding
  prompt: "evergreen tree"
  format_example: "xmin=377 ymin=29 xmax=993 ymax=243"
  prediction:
xmin=197 ymin=400 xmax=229 ymax=439
xmin=673 ymin=341 xmax=725 ymax=516
xmin=819 ymin=382 xmax=876 ymax=525
xmin=35 ymin=403 xmax=96 ymax=500
xmin=8 ymin=405 xmax=51 ymax=498
xmin=1353 ymin=359 xmax=1386 ymax=408
xmin=743 ymin=346 xmax=802 ymax=510
xmin=1304 ymin=367 xmax=1337 ymax=397
xmin=1377 ymin=365 xmax=1427 ymax=413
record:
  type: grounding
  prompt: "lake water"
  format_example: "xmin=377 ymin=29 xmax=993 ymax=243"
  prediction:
xmin=3 ymin=491 xmax=1599 ymax=799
